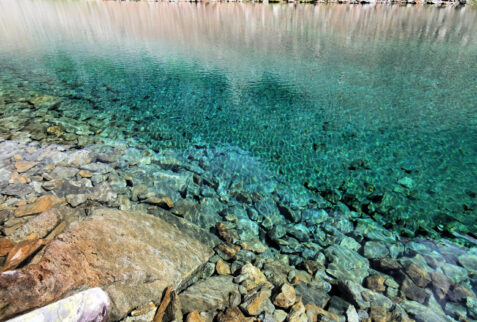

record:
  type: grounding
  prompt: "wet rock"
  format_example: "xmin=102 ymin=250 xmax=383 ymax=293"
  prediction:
xmin=397 ymin=177 xmax=414 ymax=189
xmin=373 ymin=257 xmax=402 ymax=275
xmin=42 ymin=179 xmax=64 ymax=191
xmin=184 ymin=197 xmax=223 ymax=230
xmin=80 ymin=162 xmax=113 ymax=174
xmin=172 ymin=199 xmax=198 ymax=217
xmin=314 ymin=306 xmax=339 ymax=322
xmin=216 ymin=307 xmax=252 ymax=322
xmin=216 ymin=222 xmax=239 ymax=244
xmin=442 ymin=263 xmax=468 ymax=284
xmin=30 ymin=95 xmax=62 ymax=109
xmin=458 ymin=252 xmax=477 ymax=273
xmin=288 ymin=269 xmax=311 ymax=285
xmin=325 ymin=245 xmax=370 ymax=283
xmin=278 ymin=204 xmax=301 ymax=223
xmin=145 ymin=195 xmax=174 ymax=209
xmin=50 ymin=166 xmax=78 ymax=179
xmin=179 ymin=276 xmax=240 ymax=314
xmin=269 ymin=309 xmax=286 ymax=322
xmin=0 ymin=183 xmax=34 ymax=198
xmin=65 ymin=194 xmax=89 ymax=207
xmin=216 ymin=259 xmax=231 ymax=275
xmin=363 ymin=241 xmax=389 ymax=260
xmin=430 ymin=271 xmax=451 ymax=300
xmin=467 ymin=296 xmax=477 ymax=319
xmin=401 ymin=300 xmax=453 ymax=322
xmin=89 ymin=182 xmax=117 ymax=204
xmin=346 ymin=305 xmax=359 ymax=322
xmin=7 ymin=288 xmax=110 ymax=322
xmin=354 ymin=219 xmax=397 ymax=245
xmin=444 ymin=302 xmax=467 ymax=320
xmin=0 ymin=208 xmax=214 ymax=320
xmin=303 ymin=259 xmax=325 ymax=275
xmin=235 ymin=249 xmax=256 ymax=264
xmin=287 ymin=224 xmax=309 ymax=242
xmin=14 ymin=161 xmax=38 ymax=173
xmin=337 ymin=281 xmax=370 ymax=310
xmin=302 ymin=209 xmax=329 ymax=225
xmin=369 ymin=306 xmax=391 ymax=322
xmin=294 ymin=282 xmax=330 ymax=308
xmin=238 ymin=263 xmax=267 ymax=291
xmin=273 ymin=283 xmax=296 ymax=309
xmin=328 ymin=296 xmax=353 ymax=316
xmin=217 ymin=242 xmax=241 ymax=259
xmin=239 ymin=239 xmax=267 ymax=255
xmin=14 ymin=195 xmax=64 ymax=217
xmin=0 ymin=168 xmax=11 ymax=187
xmin=263 ymin=260 xmax=291 ymax=288
xmin=287 ymin=301 xmax=307 ymax=322
xmin=186 ymin=310 xmax=204 ymax=322
xmin=405 ymin=262 xmax=431 ymax=288
xmin=364 ymin=274 xmax=386 ymax=293
xmin=338 ymin=280 xmax=392 ymax=310
xmin=254 ymin=198 xmax=282 ymax=230
xmin=340 ymin=236 xmax=361 ymax=252
xmin=448 ymin=284 xmax=475 ymax=303
xmin=153 ymin=170 xmax=191 ymax=193
xmin=240 ymin=287 xmax=273 ymax=316
xmin=78 ymin=170 xmax=93 ymax=178
xmin=401 ymin=278 xmax=429 ymax=304
xmin=268 ymin=225 xmax=286 ymax=241
xmin=9 ymin=208 xmax=61 ymax=243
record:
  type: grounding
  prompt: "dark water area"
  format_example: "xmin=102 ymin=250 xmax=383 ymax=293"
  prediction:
xmin=0 ymin=0 xmax=476 ymax=240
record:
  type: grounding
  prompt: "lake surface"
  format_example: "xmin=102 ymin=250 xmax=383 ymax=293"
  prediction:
xmin=0 ymin=0 xmax=476 ymax=240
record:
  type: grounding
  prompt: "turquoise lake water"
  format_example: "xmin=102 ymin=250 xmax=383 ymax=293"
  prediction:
xmin=0 ymin=1 xmax=476 ymax=240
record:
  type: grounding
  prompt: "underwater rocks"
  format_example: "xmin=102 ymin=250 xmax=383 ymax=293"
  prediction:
xmin=0 ymin=139 xmax=476 ymax=322
xmin=325 ymin=245 xmax=370 ymax=283
xmin=179 ymin=276 xmax=240 ymax=314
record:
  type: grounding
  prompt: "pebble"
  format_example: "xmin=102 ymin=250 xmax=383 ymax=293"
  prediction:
xmin=216 ymin=258 xmax=231 ymax=275
xmin=364 ymin=274 xmax=386 ymax=292
xmin=363 ymin=241 xmax=390 ymax=259
xmin=14 ymin=161 xmax=38 ymax=173
xmin=273 ymin=283 xmax=296 ymax=309
xmin=240 ymin=288 xmax=273 ymax=316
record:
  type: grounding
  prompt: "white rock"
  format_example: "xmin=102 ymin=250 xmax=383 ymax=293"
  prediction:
xmin=8 ymin=288 xmax=110 ymax=322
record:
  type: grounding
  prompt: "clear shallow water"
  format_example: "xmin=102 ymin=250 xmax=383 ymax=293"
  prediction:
xmin=0 ymin=0 xmax=476 ymax=239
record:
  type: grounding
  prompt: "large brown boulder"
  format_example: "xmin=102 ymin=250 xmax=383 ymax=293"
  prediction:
xmin=0 ymin=208 xmax=215 ymax=320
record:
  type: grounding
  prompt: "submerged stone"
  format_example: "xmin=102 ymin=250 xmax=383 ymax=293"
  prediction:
xmin=325 ymin=245 xmax=370 ymax=283
xmin=179 ymin=276 xmax=240 ymax=314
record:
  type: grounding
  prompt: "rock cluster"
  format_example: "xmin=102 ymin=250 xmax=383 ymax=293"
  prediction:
xmin=0 ymin=139 xmax=475 ymax=322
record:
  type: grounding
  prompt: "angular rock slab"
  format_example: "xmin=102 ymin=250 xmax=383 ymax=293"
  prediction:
xmin=8 ymin=287 xmax=110 ymax=322
xmin=0 ymin=208 xmax=215 ymax=320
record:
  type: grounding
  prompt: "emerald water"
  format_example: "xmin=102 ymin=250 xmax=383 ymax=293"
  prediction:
xmin=0 ymin=0 xmax=476 ymax=240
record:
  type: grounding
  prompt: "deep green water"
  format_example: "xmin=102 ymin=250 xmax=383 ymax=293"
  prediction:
xmin=0 ymin=1 xmax=476 ymax=239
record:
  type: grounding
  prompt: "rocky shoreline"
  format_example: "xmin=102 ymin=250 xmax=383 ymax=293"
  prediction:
xmin=0 ymin=138 xmax=476 ymax=322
